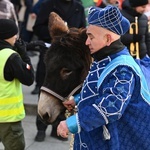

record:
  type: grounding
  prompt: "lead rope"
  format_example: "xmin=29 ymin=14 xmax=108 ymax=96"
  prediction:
xmin=65 ymin=96 xmax=77 ymax=150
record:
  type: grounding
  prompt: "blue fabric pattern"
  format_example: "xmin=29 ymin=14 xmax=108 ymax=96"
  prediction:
xmin=71 ymin=48 xmax=150 ymax=150
xmin=97 ymin=54 xmax=150 ymax=104
xmin=88 ymin=6 xmax=130 ymax=35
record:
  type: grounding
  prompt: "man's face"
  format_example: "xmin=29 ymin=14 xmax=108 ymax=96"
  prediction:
xmin=135 ymin=5 xmax=147 ymax=14
xmin=85 ymin=25 xmax=107 ymax=54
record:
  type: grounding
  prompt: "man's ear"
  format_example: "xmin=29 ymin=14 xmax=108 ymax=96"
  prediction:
xmin=106 ymin=34 xmax=112 ymax=46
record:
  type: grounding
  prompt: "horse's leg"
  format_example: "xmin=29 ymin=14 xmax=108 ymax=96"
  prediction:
xmin=35 ymin=115 xmax=48 ymax=142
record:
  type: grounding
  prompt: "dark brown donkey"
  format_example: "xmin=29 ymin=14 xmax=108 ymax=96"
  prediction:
xmin=38 ymin=12 xmax=91 ymax=125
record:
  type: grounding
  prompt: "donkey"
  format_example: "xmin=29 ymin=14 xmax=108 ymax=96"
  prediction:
xmin=38 ymin=12 xmax=91 ymax=125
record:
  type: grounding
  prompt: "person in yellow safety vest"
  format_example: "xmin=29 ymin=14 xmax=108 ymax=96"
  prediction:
xmin=0 ymin=19 xmax=34 ymax=150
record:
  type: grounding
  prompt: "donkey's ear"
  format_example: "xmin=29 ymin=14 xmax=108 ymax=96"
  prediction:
xmin=79 ymin=28 xmax=88 ymax=42
xmin=48 ymin=12 xmax=69 ymax=39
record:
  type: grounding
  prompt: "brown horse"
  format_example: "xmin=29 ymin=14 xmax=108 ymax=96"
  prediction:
xmin=38 ymin=12 xmax=91 ymax=125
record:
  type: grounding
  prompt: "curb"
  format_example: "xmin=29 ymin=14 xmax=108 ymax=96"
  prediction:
xmin=24 ymin=103 xmax=37 ymax=116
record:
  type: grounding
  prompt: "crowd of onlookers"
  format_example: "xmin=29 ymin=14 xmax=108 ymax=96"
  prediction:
xmin=4 ymin=0 xmax=149 ymax=93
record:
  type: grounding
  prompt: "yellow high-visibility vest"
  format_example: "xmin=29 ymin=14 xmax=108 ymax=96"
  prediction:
xmin=0 ymin=48 xmax=25 ymax=122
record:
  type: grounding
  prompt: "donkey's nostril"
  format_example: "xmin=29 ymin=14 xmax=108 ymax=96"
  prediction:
xmin=43 ymin=112 xmax=51 ymax=121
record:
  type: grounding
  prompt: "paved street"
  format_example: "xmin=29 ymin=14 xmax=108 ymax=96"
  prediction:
xmin=0 ymin=55 xmax=71 ymax=150
xmin=0 ymin=115 xmax=71 ymax=150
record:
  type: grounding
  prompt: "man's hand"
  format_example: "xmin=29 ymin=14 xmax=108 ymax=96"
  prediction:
xmin=63 ymin=96 xmax=76 ymax=111
xmin=57 ymin=120 xmax=69 ymax=138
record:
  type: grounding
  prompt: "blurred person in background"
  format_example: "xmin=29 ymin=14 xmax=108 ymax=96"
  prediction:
xmin=17 ymin=0 xmax=39 ymax=57
xmin=10 ymin=0 xmax=21 ymax=18
xmin=96 ymin=0 xmax=123 ymax=9
xmin=0 ymin=0 xmax=18 ymax=26
xmin=144 ymin=0 xmax=150 ymax=21
xmin=121 ymin=0 xmax=150 ymax=58
xmin=97 ymin=0 xmax=120 ymax=8
xmin=19 ymin=0 xmax=34 ymax=43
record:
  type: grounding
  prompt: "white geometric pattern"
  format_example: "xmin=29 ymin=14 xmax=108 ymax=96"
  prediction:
xmin=78 ymin=56 xmax=134 ymax=124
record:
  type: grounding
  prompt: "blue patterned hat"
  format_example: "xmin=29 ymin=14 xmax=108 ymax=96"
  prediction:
xmin=88 ymin=6 xmax=130 ymax=35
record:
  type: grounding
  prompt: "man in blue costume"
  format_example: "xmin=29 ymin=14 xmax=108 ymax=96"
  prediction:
xmin=57 ymin=5 xmax=150 ymax=150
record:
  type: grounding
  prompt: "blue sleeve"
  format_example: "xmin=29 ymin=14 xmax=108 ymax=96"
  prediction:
xmin=74 ymin=93 xmax=81 ymax=105
xmin=66 ymin=115 xmax=79 ymax=134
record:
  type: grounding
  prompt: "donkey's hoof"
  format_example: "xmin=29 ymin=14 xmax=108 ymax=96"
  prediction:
xmin=35 ymin=131 xmax=46 ymax=142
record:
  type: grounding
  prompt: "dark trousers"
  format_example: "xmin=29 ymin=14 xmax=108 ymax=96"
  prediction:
xmin=0 ymin=121 xmax=25 ymax=150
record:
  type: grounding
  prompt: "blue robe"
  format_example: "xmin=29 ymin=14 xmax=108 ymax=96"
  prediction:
xmin=67 ymin=47 xmax=150 ymax=150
